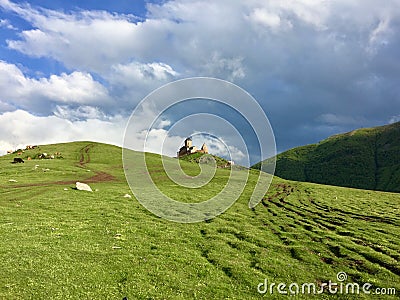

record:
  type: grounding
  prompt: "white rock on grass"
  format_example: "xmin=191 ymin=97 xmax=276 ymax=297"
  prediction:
xmin=75 ymin=182 xmax=93 ymax=192
xmin=8 ymin=179 xmax=17 ymax=183
xmin=63 ymin=188 xmax=68 ymax=191
xmin=123 ymin=194 xmax=132 ymax=198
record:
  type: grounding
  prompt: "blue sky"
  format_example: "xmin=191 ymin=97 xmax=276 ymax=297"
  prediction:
xmin=0 ymin=0 xmax=149 ymax=77
xmin=0 ymin=0 xmax=399 ymax=165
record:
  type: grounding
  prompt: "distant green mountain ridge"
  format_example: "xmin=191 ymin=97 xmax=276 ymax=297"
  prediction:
xmin=253 ymin=122 xmax=400 ymax=192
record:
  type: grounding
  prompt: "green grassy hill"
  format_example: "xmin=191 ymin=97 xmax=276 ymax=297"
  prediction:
xmin=253 ymin=122 xmax=400 ymax=192
xmin=178 ymin=152 xmax=229 ymax=167
xmin=0 ymin=141 xmax=399 ymax=299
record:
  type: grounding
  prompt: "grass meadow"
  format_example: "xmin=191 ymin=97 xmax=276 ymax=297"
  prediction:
xmin=0 ymin=142 xmax=399 ymax=299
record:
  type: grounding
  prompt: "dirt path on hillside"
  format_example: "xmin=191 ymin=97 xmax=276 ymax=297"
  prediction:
xmin=2 ymin=143 xmax=117 ymax=188
xmin=78 ymin=143 xmax=93 ymax=167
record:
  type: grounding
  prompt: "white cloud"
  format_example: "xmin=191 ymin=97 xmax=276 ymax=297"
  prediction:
xmin=33 ymin=72 xmax=110 ymax=104
xmin=0 ymin=0 xmax=400 ymax=154
xmin=1 ymin=0 xmax=141 ymax=71
xmin=53 ymin=105 xmax=108 ymax=121
xmin=389 ymin=115 xmax=400 ymax=124
xmin=108 ymin=61 xmax=179 ymax=89
xmin=3 ymin=0 xmax=400 ymax=77
xmin=0 ymin=61 xmax=111 ymax=115
xmin=1 ymin=0 xmax=174 ymax=74
xmin=144 ymin=128 xmax=184 ymax=157
xmin=0 ymin=109 xmax=126 ymax=155
xmin=248 ymin=8 xmax=282 ymax=29
xmin=199 ymin=136 xmax=246 ymax=163
xmin=0 ymin=18 xmax=16 ymax=29
xmin=317 ymin=113 xmax=366 ymax=126
xmin=202 ymin=53 xmax=245 ymax=81
xmin=367 ymin=18 xmax=392 ymax=55
xmin=277 ymin=0 xmax=330 ymax=29
xmin=0 ymin=60 xmax=180 ymax=118
xmin=1 ymin=0 xmax=332 ymax=78
xmin=0 ymin=99 xmax=15 ymax=112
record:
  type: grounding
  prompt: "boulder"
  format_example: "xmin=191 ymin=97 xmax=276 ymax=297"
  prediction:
xmin=75 ymin=182 xmax=93 ymax=192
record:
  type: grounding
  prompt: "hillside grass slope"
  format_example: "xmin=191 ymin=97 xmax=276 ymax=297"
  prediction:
xmin=178 ymin=152 xmax=229 ymax=167
xmin=0 ymin=142 xmax=399 ymax=299
xmin=253 ymin=122 xmax=400 ymax=192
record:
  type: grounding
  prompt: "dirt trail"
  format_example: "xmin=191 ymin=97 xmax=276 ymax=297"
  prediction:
xmin=78 ymin=144 xmax=93 ymax=167
xmin=3 ymin=143 xmax=116 ymax=188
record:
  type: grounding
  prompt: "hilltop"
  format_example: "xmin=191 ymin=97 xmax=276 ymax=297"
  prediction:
xmin=178 ymin=152 xmax=230 ymax=167
xmin=0 ymin=141 xmax=399 ymax=298
xmin=253 ymin=122 xmax=400 ymax=192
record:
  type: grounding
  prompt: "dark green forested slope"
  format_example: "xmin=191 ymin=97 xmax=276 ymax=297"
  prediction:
xmin=253 ymin=122 xmax=400 ymax=192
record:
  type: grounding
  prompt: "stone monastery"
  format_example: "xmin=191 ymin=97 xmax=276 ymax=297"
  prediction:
xmin=177 ymin=137 xmax=208 ymax=158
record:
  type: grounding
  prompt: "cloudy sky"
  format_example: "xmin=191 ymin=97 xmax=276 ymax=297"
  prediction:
xmin=0 ymin=0 xmax=399 ymax=164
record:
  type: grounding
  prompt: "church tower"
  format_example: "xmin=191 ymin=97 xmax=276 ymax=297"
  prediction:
xmin=201 ymin=143 xmax=208 ymax=154
xmin=184 ymin=137 xmax=192 ymax=148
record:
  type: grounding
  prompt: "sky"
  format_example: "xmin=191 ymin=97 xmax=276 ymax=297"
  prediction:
xmin=0 ymin=0 xmax=399 ymax=165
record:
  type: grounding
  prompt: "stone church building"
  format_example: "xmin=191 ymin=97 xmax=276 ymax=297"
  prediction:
xmin=177 ymin=137 xmax=208 ymax=158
